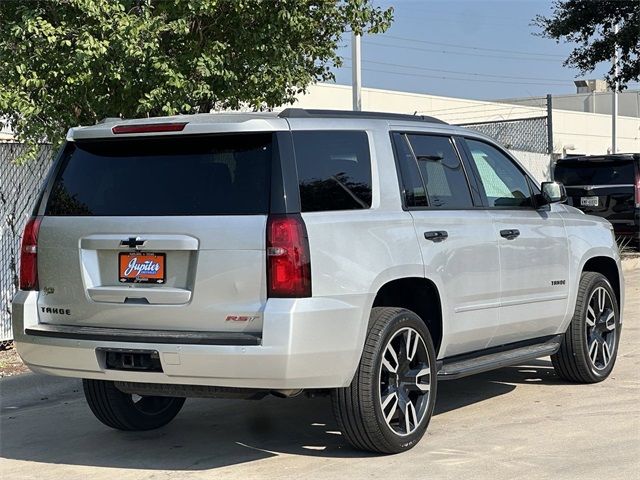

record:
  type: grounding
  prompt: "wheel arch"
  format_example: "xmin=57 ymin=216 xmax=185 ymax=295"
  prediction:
xmin=372 ymin=277 xmax=443 ymax=354
xmin=582 ymin=255 xmax=621 ymax=308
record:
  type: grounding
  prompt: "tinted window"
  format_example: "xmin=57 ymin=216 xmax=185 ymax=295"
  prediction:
xmin=466 ymin=139 xmax=533 ymax=208
xmin=407 ymin=134 xmax=473 ymax=208
xmin=46 ymin=134 xmax=272 ymax=216
xmin=293 ymin=131 xmax=372 ymax=212
xmin=392 ymin=133 xmax=427 ymax=207
xmin=554 ymin=161 xmax=635 ymax=186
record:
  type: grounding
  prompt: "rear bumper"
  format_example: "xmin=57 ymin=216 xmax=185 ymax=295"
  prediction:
xmin=12 ymin=291 xmax=371 ymax=389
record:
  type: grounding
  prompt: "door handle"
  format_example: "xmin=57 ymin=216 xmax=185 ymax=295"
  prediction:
xmin=500 ymin=229 xmax=520 ymax=240
xmin=424 ymin=231 xmax=448 ymax=242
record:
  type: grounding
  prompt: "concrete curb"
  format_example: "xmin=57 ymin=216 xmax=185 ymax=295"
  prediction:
xmin=622 ymin=256 xmax=640 ymax=272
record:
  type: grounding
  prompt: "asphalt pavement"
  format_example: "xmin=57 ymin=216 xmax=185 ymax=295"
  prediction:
xmin=1 ymin=260 xmax=638 ymax=480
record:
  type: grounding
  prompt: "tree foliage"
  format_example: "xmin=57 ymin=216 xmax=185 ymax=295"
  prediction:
xmin=0 ymin=0 xmax=392 ymax=157
xmin=535 ymin=0 xmax=640 ymax=88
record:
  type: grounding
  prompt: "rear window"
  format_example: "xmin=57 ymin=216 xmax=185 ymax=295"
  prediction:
xmin=292 ymin=131 xmax=372 ymax=212
xmin=554 ymin=161 xmax=635 ymax=186
xmin=46 ymin=134 xmax=272 ymax=216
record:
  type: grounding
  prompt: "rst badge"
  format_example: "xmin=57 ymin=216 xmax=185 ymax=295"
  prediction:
xmin=225 ymin=315 xmax=259 ymax=323
xmin=119 ymin=252 xmax=166 ymax=284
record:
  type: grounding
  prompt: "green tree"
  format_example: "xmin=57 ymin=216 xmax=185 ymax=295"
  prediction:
xmin=0 ymin=0 xmax=392 ymax=158
xmin=535 ymin=0 xmax=639 ymax=89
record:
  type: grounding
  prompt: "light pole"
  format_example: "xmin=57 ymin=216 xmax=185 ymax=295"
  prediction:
xmin=612 ymin=23 xmax=619 ymax=154
xmin=352 ymin=32 xmax=362 ymax=111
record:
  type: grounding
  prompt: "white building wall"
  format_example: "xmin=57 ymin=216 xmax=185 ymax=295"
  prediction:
xmin=293 ymin=83 xmax=547 ymax=124
xmin=0 ymin=120 xmax=14 ymax=142
xmin=551 ymin=109 xmax=640 ymax=156
xmin=291 ymin=84 xmax=640 ymax=156
xmin=511 ymin=151 xmax=552 ymax=182
xmin=499 ymin=90 xmax=640 ymax=117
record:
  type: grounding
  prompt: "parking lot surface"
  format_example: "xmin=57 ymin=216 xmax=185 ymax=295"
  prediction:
xmin=1 ymin=261 xmax=638 ymax=480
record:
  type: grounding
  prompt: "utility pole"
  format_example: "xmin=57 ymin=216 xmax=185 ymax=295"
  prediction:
xmin=546 ymin=93 xmax=553 ymax=155
xmin=612 ymin=23 xmax=619 ymax=154
xmin=352 ymin=32 xmax=362 ymax=111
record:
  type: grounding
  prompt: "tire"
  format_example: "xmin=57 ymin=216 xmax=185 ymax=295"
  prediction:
xmin=332 ymin=307 xmax=437 ymax=454
xmin=83 ymin=379 xmax=185 ymax=431
xmin=551 ymin=272 xmax=621 ymax=383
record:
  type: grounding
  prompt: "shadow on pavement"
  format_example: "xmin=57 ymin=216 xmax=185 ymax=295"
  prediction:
xmin=1 ymin=359 xmax=564 ymax=470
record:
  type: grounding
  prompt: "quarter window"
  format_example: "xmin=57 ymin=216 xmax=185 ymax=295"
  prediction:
xmin=292 ymin=131 xmax=372 ymax=212
xmin=392 ymin=133 xmax=428 ymax=207
xmin=466 ymin=139 xmax=533 ymax=208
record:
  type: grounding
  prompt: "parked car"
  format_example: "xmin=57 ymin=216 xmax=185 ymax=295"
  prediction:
xmin=13 ymin=109 xmax=624 ymax=453
xmin=553 ymin=154 xmax=640 ymax=247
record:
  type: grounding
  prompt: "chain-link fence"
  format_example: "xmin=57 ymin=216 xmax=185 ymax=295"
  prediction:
xmin=454 ymin=112 xmax=554 ymax=182
xmin=1 ymin=143 xmax=53 ymax=344
xmin=456 ymin=116 xmax=550 ymax=154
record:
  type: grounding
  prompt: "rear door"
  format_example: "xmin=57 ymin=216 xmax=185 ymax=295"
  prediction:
xmin=554 ymin=158 xmax=636 ymax=234
xmin=36 ymin=131 xmax=285 ymax=334
xmin=462 ymin=138 xmax=570 ymax=346
xmin=392 ymin=132 xmax=500 ymax=358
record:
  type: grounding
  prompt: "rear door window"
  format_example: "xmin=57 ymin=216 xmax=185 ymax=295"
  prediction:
xmin=391 ymin=133 xmax=428 ymax=207
xmin=406 ymin=134 xmax=473 ymax=208
xmin=46 ymin=134 xmax=272 ymax=216
xmin=292 ymin=131 xmax=372 ymax=212
xmin=554 ymin=161 xmax=635 ymax=186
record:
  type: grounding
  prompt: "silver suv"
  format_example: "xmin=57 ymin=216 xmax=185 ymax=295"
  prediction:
xmin=13 ymin=109 xmax=624 ymax=453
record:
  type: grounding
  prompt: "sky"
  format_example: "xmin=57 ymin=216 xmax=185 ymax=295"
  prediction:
xmin=330 ymin=0 xmax=626 ymax=101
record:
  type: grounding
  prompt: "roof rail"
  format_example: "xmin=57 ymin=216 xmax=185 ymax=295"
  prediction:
xmin=558 ymin=153 xmax=640 ymax=161
xmin=278 ymin=108 xmax=447 ymax=125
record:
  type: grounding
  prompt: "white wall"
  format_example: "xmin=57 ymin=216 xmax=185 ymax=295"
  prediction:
xmin=293 ymin=83 xmax=547 ymax=124
xmin=0 ymin=119 xmax=14 ymax=141
xmin=511 ymin=151 xmax=552 ymax=183
xmin=292 ymin=84 xmax=640 ymax=156
xmin=499 ymin=90 xmax=640 ymax=118
xmin=552 ymin=109 xmax=639 ymax=155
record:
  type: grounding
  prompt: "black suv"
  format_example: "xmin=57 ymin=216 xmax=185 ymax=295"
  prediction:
xmin=554 ymin=154 xmax=640 ymax=247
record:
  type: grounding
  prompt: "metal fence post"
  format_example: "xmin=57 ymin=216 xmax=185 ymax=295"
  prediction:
xmin=546 ymin=93 xmax=553 ymax=155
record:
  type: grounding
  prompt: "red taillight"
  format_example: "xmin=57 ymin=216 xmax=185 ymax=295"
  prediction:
xmin=266 ymin=214 xmax=311 ymax=298
xmin=635 ymin=168 xmax=640 ymax=208
xmin=19 ymin=216 xmax=42 ymax=290
xmin=112 ymin=123 xmax=187 ymax=134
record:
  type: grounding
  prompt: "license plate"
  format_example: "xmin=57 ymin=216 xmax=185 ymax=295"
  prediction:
xmin=580 ymin=196 xmax=599 ymax=207
xmin=119 ymin=252 xmax=165 ymax=284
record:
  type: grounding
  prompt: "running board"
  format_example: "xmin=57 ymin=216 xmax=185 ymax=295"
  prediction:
xmin=437 ymin=335 xmax=562 ymax=381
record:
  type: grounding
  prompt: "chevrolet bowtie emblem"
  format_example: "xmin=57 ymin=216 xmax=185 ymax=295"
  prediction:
xmin=120 ymin=237 xmax=145 ymax=249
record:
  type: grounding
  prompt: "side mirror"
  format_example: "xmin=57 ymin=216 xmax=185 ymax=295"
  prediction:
xmin=540 ymin=181 xmax=567 ymax=206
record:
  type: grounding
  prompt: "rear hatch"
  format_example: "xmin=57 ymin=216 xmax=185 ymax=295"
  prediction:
xmin=36 ymin=131 xmax=277 ymax=335
xmin=554 ymin=158 xmax=637 ymax=231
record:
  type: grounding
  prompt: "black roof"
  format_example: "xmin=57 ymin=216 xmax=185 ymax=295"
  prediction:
xmin=278 ymin=108 xmax=447 ymax=125
xmin=557 ymin=153 xmax=639 ymax=163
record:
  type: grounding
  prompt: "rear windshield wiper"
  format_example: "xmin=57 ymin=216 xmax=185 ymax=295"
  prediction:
xmin=416 ymin=154 xmax=444 ymax=161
